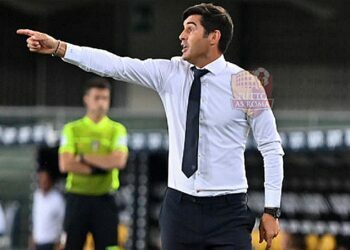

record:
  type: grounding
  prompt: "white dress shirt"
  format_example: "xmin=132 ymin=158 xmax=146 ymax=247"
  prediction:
xmin=62 ymin=44 xmax=284 ymax=207
xmin=32 ymin=189 xmax=65 ymax=244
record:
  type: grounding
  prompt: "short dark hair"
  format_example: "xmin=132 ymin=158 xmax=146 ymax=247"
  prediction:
xmin=84 ymin=77 xmax=111 ymax=95
xmin=183 ymin=3 xmax=234 ymax=54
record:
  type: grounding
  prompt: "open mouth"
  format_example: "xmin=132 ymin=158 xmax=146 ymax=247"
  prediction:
xmin=181 ymin=43 xmax=188 ymax=53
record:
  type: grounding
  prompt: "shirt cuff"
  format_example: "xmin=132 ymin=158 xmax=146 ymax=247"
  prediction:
xmin=62 ymin=43 xmax=82 ymax=63
xmin=265 ymin=189 xmax=282 ymax=208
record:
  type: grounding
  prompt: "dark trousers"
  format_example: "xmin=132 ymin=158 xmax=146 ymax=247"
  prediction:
xmin=35 ymin=243 xmax=55 ymax=250
xmin=159 ymin=188 xmax=256 ymax=250
xmin=64 ymin=193 xmax=118 ymax=250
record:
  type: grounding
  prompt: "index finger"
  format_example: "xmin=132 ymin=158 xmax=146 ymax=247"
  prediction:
xmin=16 ymin=29 xmax=36 ymax=37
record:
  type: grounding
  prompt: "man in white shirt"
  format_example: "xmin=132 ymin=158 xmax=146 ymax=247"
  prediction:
xmin=17 ymin=3 xmax=284 ymax=249
xmin=31 ymin=169 xmax=65 ymax=250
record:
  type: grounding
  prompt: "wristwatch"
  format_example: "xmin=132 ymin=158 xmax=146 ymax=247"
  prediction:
xmin=264 ymin=207 xmax=281 ymax=219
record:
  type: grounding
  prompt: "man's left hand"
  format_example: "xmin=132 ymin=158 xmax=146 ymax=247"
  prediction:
xmin=259 ymin=213 xmax=280 ymax=249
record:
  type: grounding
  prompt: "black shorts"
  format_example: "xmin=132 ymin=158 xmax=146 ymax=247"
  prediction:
xmin=64 ymin=193 xmax=119 ymax=250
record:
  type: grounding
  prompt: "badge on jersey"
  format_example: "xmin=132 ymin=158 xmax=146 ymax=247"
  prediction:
xmin=91 ymin=140 xmax=100 ymax=152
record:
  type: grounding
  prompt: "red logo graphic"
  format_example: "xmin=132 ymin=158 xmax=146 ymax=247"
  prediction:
xmin=231 ymin=68 xmax=273 ymax=118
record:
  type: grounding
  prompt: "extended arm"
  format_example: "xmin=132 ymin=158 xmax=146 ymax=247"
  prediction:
xmin=16 ymin=29 xmax=173 ymax=92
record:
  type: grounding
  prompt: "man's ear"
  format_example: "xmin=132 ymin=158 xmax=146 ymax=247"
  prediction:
xmin=83 ymin=95 xmax=88 ymax=106
xmin=209 ymin=30 xmax=221 ymax=47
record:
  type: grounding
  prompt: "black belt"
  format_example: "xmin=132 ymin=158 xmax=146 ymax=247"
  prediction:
xmin=65 ymin=192 xmax=112 ymax=199
xmin=167 ymin=187 xmax=247 ymax=204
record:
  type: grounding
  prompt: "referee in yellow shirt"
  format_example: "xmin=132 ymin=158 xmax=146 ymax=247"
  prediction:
xmin=59 ymin=77 xmax=128 ymax=250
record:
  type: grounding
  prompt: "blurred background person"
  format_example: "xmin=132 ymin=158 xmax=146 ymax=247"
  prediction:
xmin=0 ymin=202 xmax=5 ymax=236
xmin=30 ymin=168 xmax=65 ymax=250
xmin=59 ymin=78 xmax=128 ymax=250
xmin=0 ymin=202 xmax=6 ymax=249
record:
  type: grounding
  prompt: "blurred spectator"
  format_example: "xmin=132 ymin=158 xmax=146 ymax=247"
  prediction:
xmin=30 ymin=169 xmax=65 ymax=250
xmin=305 ymin=234 xmax=337 ymax=250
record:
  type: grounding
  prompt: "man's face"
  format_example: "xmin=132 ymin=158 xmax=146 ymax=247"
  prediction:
xmin=179 ymin=15 xmax=211 ymax=64
xmin=84 ymin=88 xmax=110 ymax=116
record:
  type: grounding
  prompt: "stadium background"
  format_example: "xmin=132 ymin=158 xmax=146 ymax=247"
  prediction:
xmin=0 ymin=0 xmax=350 ymax=249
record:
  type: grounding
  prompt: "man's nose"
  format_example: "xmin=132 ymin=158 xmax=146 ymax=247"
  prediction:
xmin=179 ymin=30 xmax=185 ymax=41
xmin=96 ymin=99 xmax=106 ymax=105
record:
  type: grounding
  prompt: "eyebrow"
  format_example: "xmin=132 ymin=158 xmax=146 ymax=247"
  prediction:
xmin=184 ymin=21 xmax=197 ymax=27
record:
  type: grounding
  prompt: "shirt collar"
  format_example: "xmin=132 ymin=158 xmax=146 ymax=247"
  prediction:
xmin=191 ymin=54 xmax=226 ymax=76
xmin=83 ymin=115 xmax=109 ymax=127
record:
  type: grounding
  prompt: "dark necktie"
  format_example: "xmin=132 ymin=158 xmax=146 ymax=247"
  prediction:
xmin=182 ymin=67 xmax=209 ymax=178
